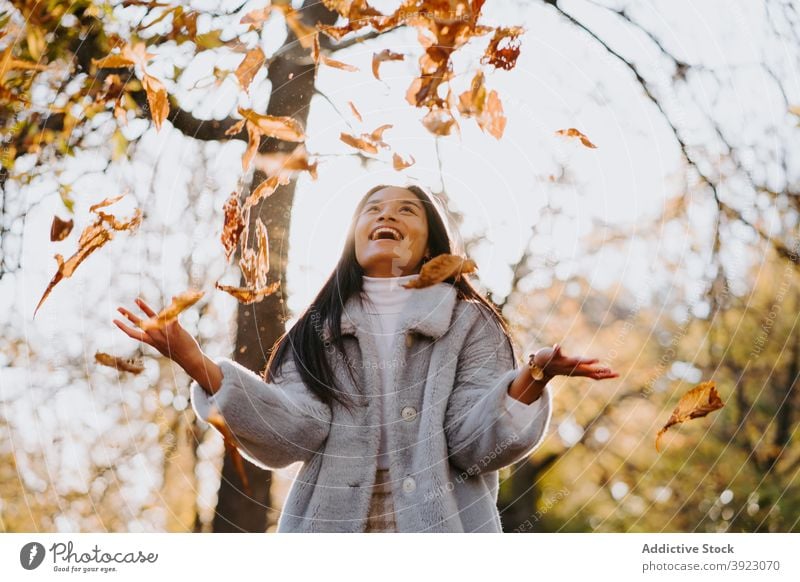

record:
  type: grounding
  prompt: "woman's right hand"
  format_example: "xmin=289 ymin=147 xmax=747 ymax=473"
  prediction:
xmin=113 ymin=297 xmax=202 ymax=370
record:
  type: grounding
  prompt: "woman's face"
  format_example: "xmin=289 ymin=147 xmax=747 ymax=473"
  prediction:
xmin=354 ymin=187 xmax=430 ymax=277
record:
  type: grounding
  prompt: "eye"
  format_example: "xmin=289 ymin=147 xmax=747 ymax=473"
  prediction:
xmin=400 ymin=205 xmax=416 ymax=213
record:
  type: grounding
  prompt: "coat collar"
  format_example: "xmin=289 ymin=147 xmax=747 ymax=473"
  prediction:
xmin=323 ymin=282 xmax=458 ymax=341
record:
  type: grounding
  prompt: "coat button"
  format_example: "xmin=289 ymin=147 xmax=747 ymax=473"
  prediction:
xmin=402 ymin=477 xmax=416 ymax=494
xmin=401 ymin=406 xmax=417 ymax=422
xmin=405 ymin=332 xmax=414 ymax=348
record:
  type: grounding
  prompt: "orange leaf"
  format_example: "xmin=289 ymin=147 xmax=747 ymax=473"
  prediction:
xmin=421 ymin=109 xmax=459 ymax=136
xmin=253 ymin=144 xmax=318 ymax=181
xmin=555 ymin=128 xmax=597 ymax=149
xmin=402 ymin=254 xmax=477 ymax=289
xmin=392 ymin=152 xmax=415 ymax=170
xmin=142 ymin=73 xmax=169 ymax=131
xmin=372 ymin=49 xmax=405 ymax=80
xmin=320 ymin=54 xmax=359 ymax=72
xmin=95 ymin=351 xmax=145 ymax=375
xmin=139 ymin=290 xmax=204 ymax=331
xmin=340 ymin=124 xmax=393 ymax=154
xmin=215 ymin=280 xmax=280 ymax=304
xmin=206 ymin=406 xmax=252 ymax=496
xmin=238 ymin=107 xmax=305 ymax=142
xmin=244 ymin=175 xmax=290 ymax=209
xmin=234 ymin=48 xmax=266 ymax=91
xmin=348 ymin=101 xmax=362 ymax=122
xmin=221 ymin=191 xmax=245 ymax=262
xmin=35 ymin=201 xmax=142 ymax=316
xmin=481 ymin=26 xmax=525 ymax=71
xmin=238 ymin=218 xmax=270 ymax=289
xmin=50 ymin=216 xmax=73 ymax=241
xmin=340 ymin=132 xmax=378 ymax=154
xmin=655 ymin=380 xmax=725 ymax=452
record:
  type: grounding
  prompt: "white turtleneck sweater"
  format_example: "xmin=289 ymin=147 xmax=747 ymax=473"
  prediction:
xmin=361 ymin=274 xmax=547 ymax=470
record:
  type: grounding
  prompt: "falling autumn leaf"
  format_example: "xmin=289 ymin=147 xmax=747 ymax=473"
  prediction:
xmin=138 ymin=290 xmax=204 ymax=331
xmin=215 ymin=281 xmax=280 ymax=304
xmin=372 ymin=49 xmax=405 ymax=80
xmin=95 ymin=351 xmax=145 ymax=375
xmin=348 ymin=101 xmax=363 ymax=122
xmin=207 ymin=406 xmax=252 ymax=496
xmin=655 ymin=380 xmax=725 ymax=452
xmin=35 ymin=198 xmax=142 ymax=316
xmin=238 ymin=107 xmax=305 ymax=142
xmin=403 ymin=254 xmax=478 ymax=289
xmin=221 ymin=191 xmax=245 ymax=262
xmin=253 ymin=144 xmax=318 ymax=182
xmin=50 ymin=216 xmax=73 ymax=241
xmin=392 ymin=152 xmax=415 ymax=170
xmin=421 ymin=109 xmax=459 ymax=136
xmin=142 ymin=73 xmax=169 ymax=131
xmin=340 ymin=124 xmax=393 ymax=155
xmin=238 ymin=218 xmax=270 ymax=288
xmin=234 ymin=47 xmax=266 ymax=91
xmin=311 ymin=32 xmax=359 ymax=72
xmin=555 ymin=128 xmax=597 ymax=149
xmin=481 ymin=26 xmax=525 ymax=71
xmin=244 ymin=175 xmax=290 ymax=209
xmin=457 ymin=70 xmax=507 ymax=139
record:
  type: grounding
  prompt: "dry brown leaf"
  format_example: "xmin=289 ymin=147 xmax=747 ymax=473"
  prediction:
xmin=235 ymin=48 xmax=266 ymax=91
xmin=340 ymin=132 xmax=378 ymax=154
xmin=244 ymin=175 xmax=291 ymax=209
xmin=238 ymin=107 xmax=305 ymax=142
xmin=402 ymin=254 xmax=478 ymax=289
xmin=421 ymin=109 xmax=459 ymax=136
xmin=35 ymin=200 xmax=142 ymax=316
xmin=656 ymin=380 xmax=725 ymax=452
xmin=392 ymin=152 xmax=415 ymax=170
xmin=139 ymin=290 xmax=204 ymax=331
xmin=238 ymin=218 xmax=270 ymax=289
xmin=372 ymin=49 xmax=404 ymax=80
xmin=320 ymin=54 xmax=359 ymax=72
xmin=50 ymin=216 xmax=73 ymax=241
xmin=555 ymin=128 xmax=597 ymax=149
xmin=253 ymin=144 xmax=318 ymax=181
xmin=340 ymin=124 xmax=392 ymax=154
xmin=221 ymin=191 xmax=245 ymax=262
xmin=206 ymin=406 xmax=252 ymax=496
xmin=457 ymin=71 xmax=506 ymax=139
xmin=215 ymin=280 xmax=281 ymax=304
xmin=481 ymin=26 xmax=524 ymax=71
xmin=95 ymin=351 xmax=145 ymax=375
xmin=348 ymin=101 xmax=363 ymax=122
xmin=142 ymin=73 xmax=169 ymax=131
xmin=240 ymin=6 xmax=272 ymax=26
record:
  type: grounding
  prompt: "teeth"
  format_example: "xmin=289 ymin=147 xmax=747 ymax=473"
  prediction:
xmin=371 ymin=226 xmax=402 ymax=241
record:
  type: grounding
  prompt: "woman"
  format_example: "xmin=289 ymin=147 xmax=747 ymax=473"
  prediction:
xmin=114 ymin=183 xmax=618 ymax=532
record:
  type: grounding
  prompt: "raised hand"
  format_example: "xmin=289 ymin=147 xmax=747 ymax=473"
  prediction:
xmin=113 ymin=297 xmax=202 ymax=369
xmin=532 ymin=343 xmax=619 ymax=381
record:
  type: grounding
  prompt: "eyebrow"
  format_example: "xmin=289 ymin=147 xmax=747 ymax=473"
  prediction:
xmin=364 ymin=198 xmax=423 ymax=209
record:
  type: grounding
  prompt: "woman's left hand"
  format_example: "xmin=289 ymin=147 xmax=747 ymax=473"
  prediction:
xmin=532 ymin=343 xmax=619 ymax=381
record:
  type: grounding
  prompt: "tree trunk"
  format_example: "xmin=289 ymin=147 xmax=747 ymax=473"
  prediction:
xmin=211 ymin=2 xmax=338 ymax=533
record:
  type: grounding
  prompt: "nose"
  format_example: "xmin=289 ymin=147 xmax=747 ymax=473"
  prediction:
xmin=376 ymin=205 xmax=397 ymax=222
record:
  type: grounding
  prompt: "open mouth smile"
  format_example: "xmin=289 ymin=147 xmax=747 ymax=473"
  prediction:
xmin=369 ymin=226 xmax=404 ymax=241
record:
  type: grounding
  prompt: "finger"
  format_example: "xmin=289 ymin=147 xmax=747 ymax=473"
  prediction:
xmin=117 ymin=306 xmax=142 ymax=327
xmin=135 ymin=297 xmax=158 ymax=318
xmin=113 ymin=319 xmax=152 ymax=344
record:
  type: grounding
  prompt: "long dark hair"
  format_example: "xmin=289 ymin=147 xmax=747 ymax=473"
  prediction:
xmin=263 ymin=183 xmax=517 ymax=412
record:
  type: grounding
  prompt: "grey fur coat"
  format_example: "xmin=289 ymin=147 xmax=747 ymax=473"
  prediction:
xmin=190 ymin=281 xmax=553 ymax=532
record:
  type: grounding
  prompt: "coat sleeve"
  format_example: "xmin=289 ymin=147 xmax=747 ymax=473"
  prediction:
xmin=189 ymin=354 xmax=332 ymax=470
xmin=444 ymin=308 xmax=553 ymax=474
